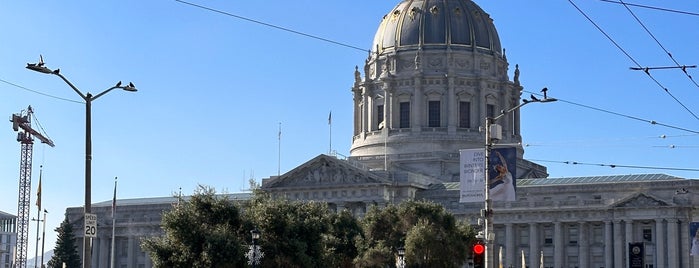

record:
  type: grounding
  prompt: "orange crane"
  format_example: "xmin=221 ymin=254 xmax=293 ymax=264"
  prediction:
xmin=10 ymin=106 xmax=54 ymax=268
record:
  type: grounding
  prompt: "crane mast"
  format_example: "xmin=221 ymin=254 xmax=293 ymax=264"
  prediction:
xmin=10 ymin=106 xmax=54 ymax=268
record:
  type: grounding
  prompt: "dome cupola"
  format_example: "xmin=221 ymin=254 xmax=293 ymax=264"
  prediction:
xmin=372 ymin=0 xmax=502 ymax=55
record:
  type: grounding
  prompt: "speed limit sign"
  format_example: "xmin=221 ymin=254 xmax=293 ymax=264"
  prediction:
xmin=84 ymin=213 xmax=97 ymax=238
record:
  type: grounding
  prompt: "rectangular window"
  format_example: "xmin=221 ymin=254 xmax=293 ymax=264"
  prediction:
xmin=400 ymin=102 xmax=410 ymax=128
xmin=428 ymin=101 xmax=440 ymax=127
xmin=459 ymin=101 xmax=470 ymax=128
xmin=643 ymin=228 xmax=652 ymax=242
xmin=519 ymin=227 xmax=529 ymax=245
xmin=487 ymin=104 xmax=496 ymax=119
xmin=544 ymin=227 xmax=553 ymax=245
xmin=377 ymin=105 xmax=384 ymax=128
xmin=592 ymin=226 xmax=603 ymax=243
xmin=569 ymin=227 xmax=578 ymax=245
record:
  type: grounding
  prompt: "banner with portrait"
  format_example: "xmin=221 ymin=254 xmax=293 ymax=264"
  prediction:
xmin=488 ymin=147 xmax=517 ymax=202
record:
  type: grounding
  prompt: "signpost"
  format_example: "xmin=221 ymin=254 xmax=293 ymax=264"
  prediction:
xmin=84 ymin=213 xmax=97 ymax=238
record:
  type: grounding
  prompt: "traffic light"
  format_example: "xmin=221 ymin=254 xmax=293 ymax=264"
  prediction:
xmin=472 ymin=240 xmax=485 ymax=268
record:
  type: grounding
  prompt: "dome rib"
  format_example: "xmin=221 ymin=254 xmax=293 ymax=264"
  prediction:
xmin=372 ymin=0 xmax=501 ymax=54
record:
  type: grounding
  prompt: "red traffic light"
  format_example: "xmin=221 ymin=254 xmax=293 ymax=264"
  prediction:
xmin=473 ymin=244 xmax=485 ymax=254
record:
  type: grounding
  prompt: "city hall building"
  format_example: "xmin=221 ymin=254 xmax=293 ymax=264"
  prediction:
xmin=61 ymin=0 xmax=699 ymax=267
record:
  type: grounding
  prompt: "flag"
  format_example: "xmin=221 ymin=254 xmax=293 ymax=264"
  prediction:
xmin=112 ymin=178 xmax=117 ymax=218
xmin=328 ymin=111 xmax=332 ymax=125
xmin=36 ymin=176 xmax=42 ymax=209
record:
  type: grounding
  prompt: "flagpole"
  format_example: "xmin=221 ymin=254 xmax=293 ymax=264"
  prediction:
xmin=110 ymin=177 xmax=117 ymax=268
xmin=328 ymin=111 xmax=332 ymax=155
xmin=278 ymin=122 xmax=281 ymax=177
xmin=34 ymin=166 xmax=43 ymax=268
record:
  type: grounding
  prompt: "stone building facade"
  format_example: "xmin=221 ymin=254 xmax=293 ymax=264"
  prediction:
xmin=62 ymin=0 xmax=699 ymax=267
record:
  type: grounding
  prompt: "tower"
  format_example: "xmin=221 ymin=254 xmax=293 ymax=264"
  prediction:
xmin=349 ymin=0 xmax=547 ymax=181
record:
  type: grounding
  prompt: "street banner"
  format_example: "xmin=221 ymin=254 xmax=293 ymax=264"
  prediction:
xmin=459 ymin=149 xmax=485 ymax=203
xmin=488 ymin=147 xmax=517 ymax=202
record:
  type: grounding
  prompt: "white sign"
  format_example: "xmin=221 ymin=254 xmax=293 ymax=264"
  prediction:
xmin=84 ymin=213 xmax=97 ymax=238
xmin=459 ymin=149 xmax=485 ymax=203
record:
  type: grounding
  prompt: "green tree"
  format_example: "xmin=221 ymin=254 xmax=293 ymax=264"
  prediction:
xmin=355 ymin=200 xmax=474 ymax=268
xmin=322 ymin=209 xmax=362 ymax=268
xmin=243 ymin=192 xmax=334 ymax=268
xmin=141 ymin=186 xmax=246 ymax=268
xmin=47 ymin=217 xmax=81 ymax=268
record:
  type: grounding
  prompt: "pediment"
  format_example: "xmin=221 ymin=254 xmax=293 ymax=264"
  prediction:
xmin=262 ymin=154 xmax=389 ymax=189
xmin=612 ymin=193 xmax=670 ymax=208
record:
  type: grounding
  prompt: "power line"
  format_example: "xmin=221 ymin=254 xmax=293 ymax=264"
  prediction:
xmin=567 ymin=0 xmax=699 ymax=121
xmin=525 ymin=90 xmax=699 ymax=135
xmin=531 ymin=159 xmax=699 ymax=172
xmin=600 ymin=0 xmax=699 ymax=17
xmin=174 ymin=0 xmax=369 ymax=53
xmin=617 ymin=0 xmax=699 ymax=88
xmin=0 ymin=78 xmax=82 ymax=104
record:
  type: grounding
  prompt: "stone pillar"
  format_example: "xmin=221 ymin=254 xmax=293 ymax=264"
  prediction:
xmin=614 ymin=220 xmax=623 ymax=268
xmin=128 ymin=236 xmax=135 ymax=268
xmin=146 ymin=252 xmax=152 ymax=268
xmin=625 ymin=220 xmax=633 ymax=267
xmin=505 ymin=223 xmax=514 ymax=267
xmin=99 ymin=237 xmax=109 ymax=268
xmin=668 ymin=219 xmax=678 ymax=268
xmin=680 ymin=220 xmax=689 ymax=268
xmin=655 ymin=219 xmax=665 ymax=268
xmin=554 ymin=221 xmax=562 ymax=268
xmin=447 ymin=76 xmax=456 ymax=132
xmin=604 ymin=221 xmax=613 ymax=268
xmin=579 ymin=222 xmax=588 ymax=268
xmin=412 ymin=78 xmax=422 ymax=131
xmin=91 ymin=238 xmax=99 ymax=268
xmin=528 ymin=222 xmax=539 ymax=268
xmin=361 ymin=89 xmax=368 ymax=134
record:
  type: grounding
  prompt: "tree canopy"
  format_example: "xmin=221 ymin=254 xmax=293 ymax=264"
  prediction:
xmin=47 ymin=217 xmax=81 ymax=268
xmin=142 ymin=187 xmax=475 ymax=268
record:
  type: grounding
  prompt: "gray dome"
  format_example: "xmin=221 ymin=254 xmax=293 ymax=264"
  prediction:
xmin=372 ymin=0 xmax=501 ymax=54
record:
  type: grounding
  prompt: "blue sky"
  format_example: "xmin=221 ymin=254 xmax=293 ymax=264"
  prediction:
xmin=1 ymin=0 xmax=697 ymax=260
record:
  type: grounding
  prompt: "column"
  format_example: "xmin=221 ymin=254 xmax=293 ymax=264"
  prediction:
xmin=99 ymin=237 xmax=109 ymax=268
xmin=505 ymin=223 xmax=514 ymax=267
xmin=579 ymin=222 xmax=588 ymax=268
xmin=361 ymin=89 xmax=368 ymax=134
xmin=91 ymin=238 xmax=99 ymax=268
xmin=667 ymin=219 xmax=678 ymax=268
xmin=529 ymin=223 xmax=539 ymax=268
xmin=128 ymin=236 xmax=135 ymax=268
xmin=604 ymin=221 xmax=613 ymax=268
xmin=655 ymin=219 xmax=665 ymax=268
xmin=385 ymin=90 xmax=392 ymax=130
xmin=554 ymin=221 xmax=562 ymax=268
xmin=447 ymin=76 xmax=456 ymax=132
xmin=146 ymin=253 xmax=152 ymax=268
xmin=614 ymin=220 xmax=623 ymax=268
xmin=680 ymin=220 xmax=689 ymax=268
xmin=412 ymin=78 xmax=422 ymax=131
xmin=625 ymin=220 xmax=633 ymax=266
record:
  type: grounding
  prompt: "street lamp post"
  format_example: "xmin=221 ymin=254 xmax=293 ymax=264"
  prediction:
xmin=27 ymin=56 xmax=137 ymax=268
xmin=396 ymin=246 xmax=406 ymax=268
xmin=246 ymin=228 xmax=264 ymax=268
xmin=483 ymin=90 xmax=556 ymax=268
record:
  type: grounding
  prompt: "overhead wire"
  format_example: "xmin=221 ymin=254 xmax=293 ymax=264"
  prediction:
xmin=599 ymin=0 xmax=699 ymax=17
xmin=524 ymin=90 xmax=699 ymax=135
xmin=531 ymin=159 xmax=699 ymax=172
xmin=174 ymin=0 xmax=370 ymax=53
xmin=1 ymin=78 xmax=82 ymax=104
xmin=567 ymin=0 xmax=699 ymax=121
xmin=617 ymin=0 xmax=699 ymax=88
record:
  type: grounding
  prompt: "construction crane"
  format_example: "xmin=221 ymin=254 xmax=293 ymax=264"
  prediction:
xmin=10 ymin=106 xmax=54 ymax=268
